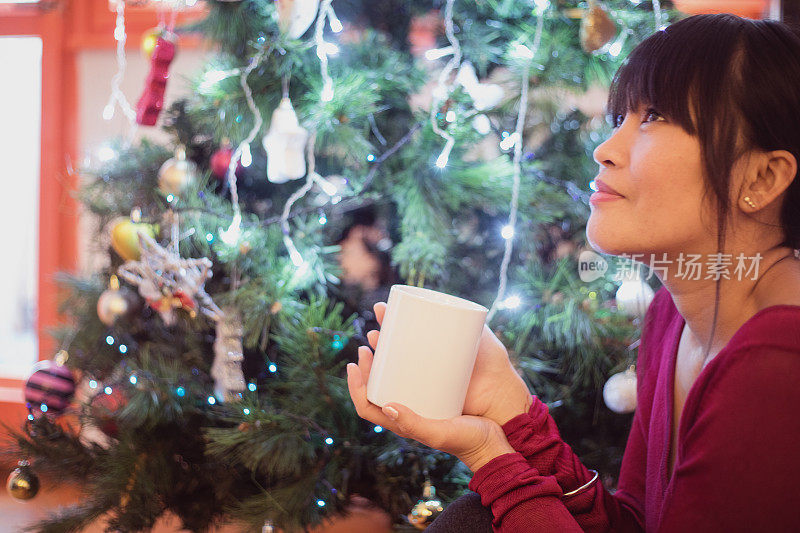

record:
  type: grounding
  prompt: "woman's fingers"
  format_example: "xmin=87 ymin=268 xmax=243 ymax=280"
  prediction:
xmin=347 ymin=364 xmax=491 ymax=461
xmin=366 ymin=329 xmax=379 ymax=349
xmin=357 ymin=345 xmax=374 ymax=382
xmin=373 ymin=302 xmax=386 ymax=325
xmin=381 ymin=402 xmax=453 ymax=450
xmin=366 ymin=302 xmax=386 ymax=350
xmin=346 ymin=363 xmax=396 ymax=427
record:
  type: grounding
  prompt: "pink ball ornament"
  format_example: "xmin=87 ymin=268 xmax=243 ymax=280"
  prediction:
xmin=24 ymin=358 xmax=76 ymax=416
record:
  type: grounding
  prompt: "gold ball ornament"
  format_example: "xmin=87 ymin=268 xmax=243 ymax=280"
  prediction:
xmin=110 ymin=216 xmax=158 ymax=262
xmin=97 ymin=275 xmax=136 ymax=325
xmin=580 ymin=0 xmax=617 ymax=53
xmin=6 ymin=461 xmax=39 ymax=501
xmin=407 ymin=480 xmax=444 ymax=529
xmin=141 ymin=27 xmax=162 ymax=60
xmin=158 ymin=146 xmax=198 ymax=197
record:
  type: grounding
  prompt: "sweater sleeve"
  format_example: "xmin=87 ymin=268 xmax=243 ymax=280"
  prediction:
xmin=467 ymin=287 xmax=671 ymax=531
xmin=467 ymin=452 xmax=584 ymax=532
xmin=469 ymin=287 xmax=671 ymax=533
xmin=658 ymin=345 xmax=800 ymax=531
xmin=468 ymin=395 xmax=646 ymax=532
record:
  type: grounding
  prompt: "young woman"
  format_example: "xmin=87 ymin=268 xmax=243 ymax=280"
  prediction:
xmin=347 ymin=13 xmax=800 ymax=531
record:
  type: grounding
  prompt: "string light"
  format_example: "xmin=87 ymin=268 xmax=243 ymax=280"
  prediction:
xmin=106 ymin=335 xmax=115 ymax=345
xmin=373 ymin=425 xmax=383 ymax=433
xmin=316 ymin=500 xmax=326 ymax=507
xmin=510 ymin=43 xmax=535 ymax=60
xmin=248 ymin=382 xmax=257 ymax=391
xmin=176 ymin=386 xmax=186 ymax=397
xmin=652 ymin=0 xmax=663 ymax=31
xmin=320 ymin=79 xmax=334 ymax=102
xmin=472 ymin=114 xmax=492 ymax=135
xmin=129 ymin=375 xmax=138 ymax=385
xmin=240 ymin=143 xmax=253 ymax=167
xmin=97 ymin=144 xmax=116 ymax=162
xmin=220 ymin=212 xmax=242 ymax=246
xmin=328 ymin=9 xmax=343 ymax=33
xmin=222 ymin=45 xmax=270 ymax=248
xmin=325 ymin=437 xmax=334 ymax=445
xmin=89 ymin=380 xmax=98 ymax=389
xmin=268 ymin=363 xmax=277 ymax=373
xmin=424 ymin=46 xmax=454 ymax=61
xmin=501 ymin=225 xmax=514 ymax=240
xmin=435 ymin=144 xmax=452 ymax=168
xmin=102 ymin=0 xmax=136 ymax=139
xmin=207 ymin=396 xmax=216 ymax=405
xmin=487 ymin=11 xmax=544 ymax=323
xmin=429 ymin=0 xmax=461 ymax=169
xmin=281 ymin=173 xmax=315 ymax=266
xmin=318 ymin=42 xmax=339 ymax=57
xmin=278 ymin=0 xmax=344 ymax=269
xmin=104 ymin=386 xmax=113 ymax=395
xmin=499 ymin=132 xmax=520 ymax=151
xmin=500 ymin=295 xmax=522 ymax=309
xmin=199 ymin=68 xmax=238 ymax=93
xmin=315 ymin=0 xmax=336 ymax=103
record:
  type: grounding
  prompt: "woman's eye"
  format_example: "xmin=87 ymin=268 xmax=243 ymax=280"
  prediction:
xmin=643 ymin=108 xmax=664 ymax=124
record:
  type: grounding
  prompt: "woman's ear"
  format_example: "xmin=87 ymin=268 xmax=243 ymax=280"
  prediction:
xmin=750 ymin=150 xmax=797 ymax=206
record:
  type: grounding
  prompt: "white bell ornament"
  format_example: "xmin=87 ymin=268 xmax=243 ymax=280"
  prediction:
xmin=262 ymin=97 xmax=309 ymax=184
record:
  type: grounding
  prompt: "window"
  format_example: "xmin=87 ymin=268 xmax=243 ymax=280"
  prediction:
xmin=0 ymin=36 xmax=41 ymax=378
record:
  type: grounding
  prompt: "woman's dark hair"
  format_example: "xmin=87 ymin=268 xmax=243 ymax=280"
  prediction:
xmin=603 ymin=13 xmax=800 ymax=357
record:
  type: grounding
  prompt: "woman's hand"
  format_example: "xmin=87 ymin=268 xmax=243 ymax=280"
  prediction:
xmin=346 ymin=357 xmax=515 ymax=472
xmin=363 ymin=302 xmax=533 ymax=427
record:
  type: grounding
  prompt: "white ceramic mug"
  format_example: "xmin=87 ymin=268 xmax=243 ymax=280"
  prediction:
xmin=365 ymin=284 xmax=488 ymax=420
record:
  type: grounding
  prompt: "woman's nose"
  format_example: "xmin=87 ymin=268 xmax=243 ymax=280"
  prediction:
xmin=593 ymin=115 xmax=630 ymax=169
xmin=593 ymin=131 xmax=625 ymax=169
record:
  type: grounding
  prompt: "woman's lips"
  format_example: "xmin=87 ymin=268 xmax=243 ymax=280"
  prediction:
xmin=589 ymin=191 xmax=625 ymax=205
xmin=592 ymin=177 xmax=624 ymax=196
xmin=589 ymin=177 xmax=625 ymax=205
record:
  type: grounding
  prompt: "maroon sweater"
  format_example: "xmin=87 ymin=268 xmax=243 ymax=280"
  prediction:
xmin=468 ymin=287 xmax=800 ymax=532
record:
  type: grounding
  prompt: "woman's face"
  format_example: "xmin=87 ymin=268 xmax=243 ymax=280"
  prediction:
xmin=586 ymin=103 xmax=714 ymax=260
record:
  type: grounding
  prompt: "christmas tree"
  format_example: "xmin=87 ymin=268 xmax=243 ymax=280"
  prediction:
xmin=5 ymin=0 xmax=681 ymax=531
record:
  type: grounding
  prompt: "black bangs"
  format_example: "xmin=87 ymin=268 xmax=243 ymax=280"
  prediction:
xmin=606 ymin=14 xmax=750 ymax=139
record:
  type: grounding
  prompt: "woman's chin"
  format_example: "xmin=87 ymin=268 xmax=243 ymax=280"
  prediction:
xmin=586 ymin=224 xmax=626 ymax=257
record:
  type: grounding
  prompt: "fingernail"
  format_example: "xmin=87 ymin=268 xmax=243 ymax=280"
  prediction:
xmin=382 ymin=405 xmax=399 ymax=420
